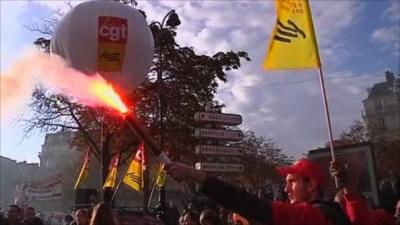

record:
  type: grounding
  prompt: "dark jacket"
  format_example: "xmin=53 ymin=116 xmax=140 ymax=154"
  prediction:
xmin=201 ymin=177 xmax=349 ymax=225
xmin=21 ymin=217 xmax=43 ymax=225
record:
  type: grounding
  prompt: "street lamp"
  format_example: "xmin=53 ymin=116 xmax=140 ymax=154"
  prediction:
xmin=150 ymin=9 xmax=180 ymax=153
xmin=149 ymin=9 xmax=180 ymax=216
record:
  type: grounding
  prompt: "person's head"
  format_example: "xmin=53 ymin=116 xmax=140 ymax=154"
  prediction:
xmin=200 ymin=209 xmax=220 ymax=225
xmin=76 ymin=209 xmax=89 ymax=225
xmin=24 ymin=206 xmax=36 ymax=221
xmin=89 ymin=194 xmax=98 ymax=205
xmin=182 ymin=211 xmax=200 ymax=225
xmin=395 ymin=199 xmax=400 ymax=221
xmin=64 ymin=214 xmax=74 ymax=225
xmin=7 ymin=205 xmax=22 ymax=222
xmin=90 ymin=202 xmax=116 ymax=225
xmin=231 ymin=213 xmax=249 ymax=225
xmin=276 ymin=158 xmax=326 ymax=204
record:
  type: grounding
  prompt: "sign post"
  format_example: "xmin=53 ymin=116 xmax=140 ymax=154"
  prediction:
xmin=194 ymin=110 xmax=244 ymax=173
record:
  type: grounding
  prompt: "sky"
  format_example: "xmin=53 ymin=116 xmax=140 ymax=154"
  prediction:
xmin=1 ymin=0 xmax=399 ymax=163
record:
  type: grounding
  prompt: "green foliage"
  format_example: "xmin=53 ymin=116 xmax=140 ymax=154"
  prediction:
xmin=236 ymin=130 xmax=293 ymax=188
xmin=133 ymin=14 xmax=251 ymax=161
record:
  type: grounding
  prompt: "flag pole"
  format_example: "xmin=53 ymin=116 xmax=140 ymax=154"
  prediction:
xmin=147 ymin=163 xmax=165 ymax=207
xmin=317 ymin=66 xmax=336 ymax=161
xmin=147 ymin=173 xmax=158 ymax=207
xmin=110 ymin=153 xmax=135 ymax=204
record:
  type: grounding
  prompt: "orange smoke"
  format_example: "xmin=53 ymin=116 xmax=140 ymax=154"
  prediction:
xmin=1 ymin=48 xmax=129 ymax=119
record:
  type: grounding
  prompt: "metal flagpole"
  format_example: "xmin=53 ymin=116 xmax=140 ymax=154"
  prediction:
xmin=147 ymin=173 xmax=158 ymax=207
xmin=317 ymin=66 xmax=336 ymax=161
xmin=110 ymin=153 xmax=135 ymax=203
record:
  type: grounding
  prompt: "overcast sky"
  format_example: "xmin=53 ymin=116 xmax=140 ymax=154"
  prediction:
xmin=1 ymin=0 xmax=399 ymax=163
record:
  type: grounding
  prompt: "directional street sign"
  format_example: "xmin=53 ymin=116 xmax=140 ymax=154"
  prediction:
xmin=195 ymin=145 xmax=243 ymax=156
xmin=194 ymin=128 xmax=243 ymax=141
xmin=195 ymin=162 xmax=244 ymax=172
xmin=194 ymin=112 xmax=242 ymax=126
xmin=203 ymin=156 xmax=242 ymax=163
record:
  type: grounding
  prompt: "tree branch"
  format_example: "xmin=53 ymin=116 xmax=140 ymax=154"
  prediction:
xmin=67 ymin=102 xmax=101 ymax=159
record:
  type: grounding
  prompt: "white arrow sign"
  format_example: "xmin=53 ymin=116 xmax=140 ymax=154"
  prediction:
xmin=194 ymin=112 xmax=242 ymax=125
xmin=194 ymin=128 xmax=243 ymax=141
xmin=195 ymin=145 xmax=243 ymax=156
xmin=195 ymin=162 xmax=244 ymax=172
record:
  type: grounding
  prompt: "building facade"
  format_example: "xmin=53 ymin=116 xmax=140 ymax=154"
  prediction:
xmin=0 ymin=157 xmax=41 ymax=208
xmin=362 ymin=72 xmax=400 ymax=141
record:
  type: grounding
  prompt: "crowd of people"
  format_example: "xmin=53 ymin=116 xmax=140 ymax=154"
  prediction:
xmin=1 ymin=158 xmax=399 ymax=225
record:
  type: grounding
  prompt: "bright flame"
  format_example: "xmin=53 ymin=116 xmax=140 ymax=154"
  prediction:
xmin=89 ymin=80 xmax=128 ymax=113
xmin=1 ymin=48 xmax=132 ymax=120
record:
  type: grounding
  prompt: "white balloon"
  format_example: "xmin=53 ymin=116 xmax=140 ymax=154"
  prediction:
xmin=51 ymin=0 xmax=154 ymax=95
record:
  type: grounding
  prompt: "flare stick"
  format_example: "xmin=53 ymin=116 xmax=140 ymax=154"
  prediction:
xmin=124 ymin=112 xmax=171 ymax=164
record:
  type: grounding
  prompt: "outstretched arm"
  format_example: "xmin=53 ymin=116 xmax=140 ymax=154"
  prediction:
xmin=165 ymin=162 xmax=272 ymax=225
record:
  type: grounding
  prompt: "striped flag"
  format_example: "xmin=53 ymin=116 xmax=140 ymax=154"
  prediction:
xmin=263 ymin=0 xmax=320 ymax=70
xmin=74 ymin=149 xmax=91 ymax=190
xmin=123 ymin=143 xmax=145 ymax=192
xmin=103 ymin=152 xmax=120 ymax=189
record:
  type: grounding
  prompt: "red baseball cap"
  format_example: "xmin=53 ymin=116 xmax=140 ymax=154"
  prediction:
xmin=276 ymin=158 xmax=327 ymax=187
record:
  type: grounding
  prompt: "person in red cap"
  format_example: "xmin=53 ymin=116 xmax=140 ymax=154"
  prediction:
xmin=276 ymin=158 xmax=327 ymax=204
xmin=166 ymin=158 xmax=350 ymax=225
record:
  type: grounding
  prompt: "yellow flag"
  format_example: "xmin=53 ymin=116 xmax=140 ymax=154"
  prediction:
xmin=103 ymin=153 xmax=120 ymax=189
xmin=155 ymin=163 xmax=166 ymax=187
xmin=263 ymin=0 xmax=320 ymax=70
xmin=74 ymin=149 xmax=91 ymax=190
xmin=123 ymin=143 xmax=145 ymax=192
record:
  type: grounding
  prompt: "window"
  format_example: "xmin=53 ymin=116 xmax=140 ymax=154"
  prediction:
xmin=378 ymin=118 xmax=387 ymax=130
xmin=374 ymin=99 xmax=384 ymax=112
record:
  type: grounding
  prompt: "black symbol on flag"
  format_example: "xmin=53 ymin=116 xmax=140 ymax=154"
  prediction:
xmin=126 ymin=173 xmax=141 ymax=183
xmin=274 ymin=19 xmax=306 ymax=43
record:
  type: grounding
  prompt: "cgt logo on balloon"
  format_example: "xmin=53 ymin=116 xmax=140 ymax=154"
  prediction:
xmin=97 ymin=17 xmax=128 ymax=72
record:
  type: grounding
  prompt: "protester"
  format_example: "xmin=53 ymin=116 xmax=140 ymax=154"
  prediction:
xmin=199 ymin=209 xmax=222 ymax=225
xmin=71 ymin=209 xmax=90 ymax=225
xmin=379 ymin=180 xmax=398 ymax=214
xmin=22 ymin=207 xmax=43 ymax=225
xmin=231 ymin=213 xmax=248 ymax=225
xmin=330 ymin=160 xmax=396 ymax=225
xmin=62 ymin=214 xmax=74 ymax=225
xmin=166 ymin=158 xmax=350 ymax=225
xmin=6 ymin=205 xmax=23 ymax=225
xmin=1 ymin=213 xmax=9 ymax=225
xmin=216 ymin=207 xmax=231 ymax=225
xmin=89 ymin=203 xmax=117 ymax=225
xmin=395 ymin=199 xmax=400 ymax=225
xmin=181 ymin=210 xmax=200 ymax=225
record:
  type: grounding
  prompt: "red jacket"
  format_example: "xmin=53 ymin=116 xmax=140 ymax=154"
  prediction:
xmin=272 ymin=201 xmax=333 ymax=225
xmin=344 ymin=193 xmax=396 ymax=225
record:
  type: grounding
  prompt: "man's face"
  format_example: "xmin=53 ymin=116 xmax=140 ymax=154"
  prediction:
xmin=183 ymin=214 xmax=197 ymax=225
xmin=199 ymin=216 xmax=210 ymax=225
xmin=76 ymin=210 xmax=88 ymax=225
xmin=395 ymin=200 xmax=400 ymax=220
xmin=7 ymin=206 xmax=20 ymax=221
xmin=284 ymin=173 xmax=313 ymax=204
xmin=24 ymin=208 xmax=35 ymax=221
